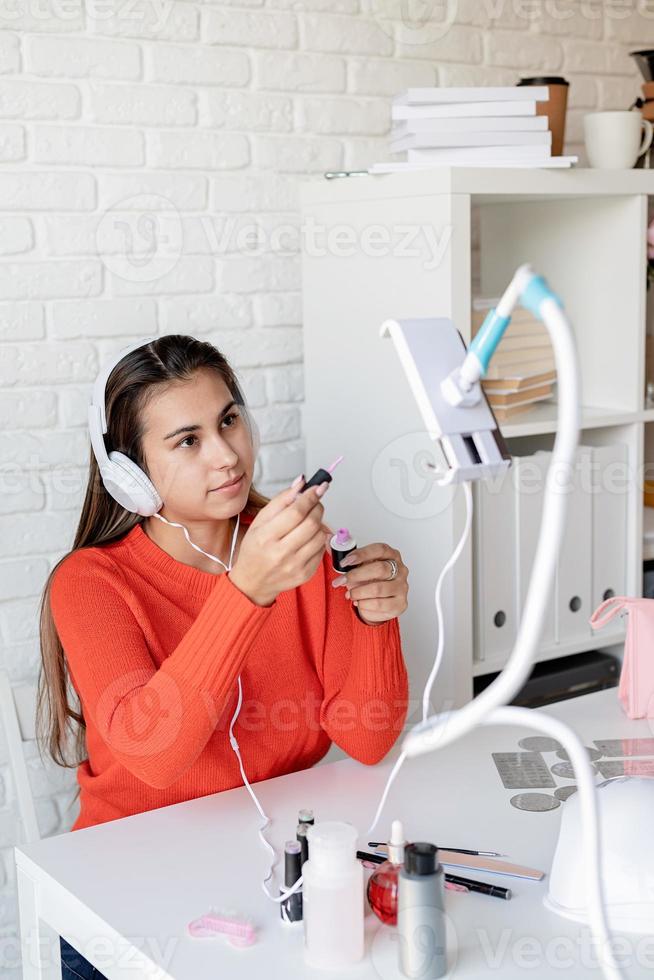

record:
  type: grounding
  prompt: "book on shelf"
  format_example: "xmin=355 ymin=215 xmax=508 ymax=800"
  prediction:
xmin=481 ymin=371 xmax=556 ymax=398
xmin=390 ymin=130 xmax=552 ymax=152
xmin=484 ymin=356 xmax=556 ymax=380
xmin=405 ymin=144 xmax=552 ymax=164
xmin=482 ymin=369 xmax=557 ymax=390
xmin=393 ymin=86 xmax=550 ymax=106
xmin=485 ymin=382 xmax=553 ymax=407
xmin=491 ymin=392 xmax=555 ymax=420
xmin=392 ymin=115 xmax=548 ymax=136
xmin=471 ymin=322 xmax=551 ymax=352
xmin=392 ymin=100 xmax=542 ymax=120
xmin=483 ymin=345 xmax=554 ymax=367
xmin=489 ymin=331 xmax=554 ymax=353
xmin=472 ymin=315 xmax=550 ymax=340
xmin=369 ymin=157 xmax=578 ymax=172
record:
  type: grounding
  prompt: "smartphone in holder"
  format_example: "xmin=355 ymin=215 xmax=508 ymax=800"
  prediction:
xmin=380 ymin=317 xmax=511 ymax=486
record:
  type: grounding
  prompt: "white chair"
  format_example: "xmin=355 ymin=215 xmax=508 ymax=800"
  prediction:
xmin=0 ymin=669 xmax=41 ymax=844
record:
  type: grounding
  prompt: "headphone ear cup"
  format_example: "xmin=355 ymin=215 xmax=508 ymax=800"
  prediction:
xmin=102 ymin=452 xmax=163 ymax=517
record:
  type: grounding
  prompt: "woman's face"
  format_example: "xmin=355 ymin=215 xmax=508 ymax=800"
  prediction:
xmin=140 ymin=368 xmax=254 ymax=520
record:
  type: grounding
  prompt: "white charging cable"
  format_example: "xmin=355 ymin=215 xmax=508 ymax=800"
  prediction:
xmin=421 ymin=480 xmax=473 ymax=724
xmin=367 ymin=478 xmax=474 ymax=835
xmin=153 ymin=509 xmax=303 ymax=905
xmin=367 ymin=271 xmax=623 ymax=980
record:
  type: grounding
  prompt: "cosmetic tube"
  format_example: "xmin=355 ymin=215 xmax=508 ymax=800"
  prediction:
xmin=280 ymin=840 xmax=303 ymax=924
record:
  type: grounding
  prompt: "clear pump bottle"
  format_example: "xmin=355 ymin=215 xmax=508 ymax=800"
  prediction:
xmin=303 ymin=821 xmax=364 ymax=969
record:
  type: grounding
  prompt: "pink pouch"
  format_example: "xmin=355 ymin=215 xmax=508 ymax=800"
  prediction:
xmin=590 ymin=596 xmax=654 ymax=719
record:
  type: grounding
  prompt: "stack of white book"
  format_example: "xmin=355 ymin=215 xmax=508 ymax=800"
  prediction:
xmin=370 ymin=86 xmax=578 ymax=173
xmin=472 ymin=297 xmax=557 ymax=420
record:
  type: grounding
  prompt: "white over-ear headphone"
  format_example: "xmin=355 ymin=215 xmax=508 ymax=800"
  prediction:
xmin=88 ymin=335 xmax=259 ymax=518
xmin=88 ymin=336 xmax=163 ymax=517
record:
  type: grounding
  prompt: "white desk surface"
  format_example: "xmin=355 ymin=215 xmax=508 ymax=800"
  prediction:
xmin=16 ymin=688 xmax=654 ymax=979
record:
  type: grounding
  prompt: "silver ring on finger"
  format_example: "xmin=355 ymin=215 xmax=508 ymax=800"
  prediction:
xmin=385 ymin=558 xmax=398 ymax=581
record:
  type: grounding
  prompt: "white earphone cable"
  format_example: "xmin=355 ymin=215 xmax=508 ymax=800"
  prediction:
xmin=152 ymin=508 xmax=301 ymax=904
xmin=152 ymin=510 xmax=241 ymax=571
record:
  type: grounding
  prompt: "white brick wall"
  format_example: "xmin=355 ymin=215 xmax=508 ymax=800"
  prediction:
xmin=0 ymin=1 xmax=647 ymax=969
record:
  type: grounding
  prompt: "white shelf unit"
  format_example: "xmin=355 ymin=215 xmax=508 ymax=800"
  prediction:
xmin=300 ymin=168 xmax=653 ymax=712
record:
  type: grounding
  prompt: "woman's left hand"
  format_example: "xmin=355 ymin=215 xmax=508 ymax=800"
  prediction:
xmin=331 ymin=543 xmax=409 ymax=626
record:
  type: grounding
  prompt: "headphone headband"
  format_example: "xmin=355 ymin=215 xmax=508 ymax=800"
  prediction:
xmin=92 ymin=335 xmax=157 ymax=435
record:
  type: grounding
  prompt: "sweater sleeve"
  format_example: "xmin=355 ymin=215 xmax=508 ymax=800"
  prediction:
xmin=316 ymin=554 xmax=409 ymax=765
xmin=50 ymin=549 xmax=275 ymax=790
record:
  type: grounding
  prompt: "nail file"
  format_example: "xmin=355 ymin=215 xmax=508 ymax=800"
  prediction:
xmin=438 ymin=850 xmax=545 ymax=881
xmin=373 ymin=846 xmax=544 ymax=881
xmin=492 ymin=751 xmax=556 ymax=789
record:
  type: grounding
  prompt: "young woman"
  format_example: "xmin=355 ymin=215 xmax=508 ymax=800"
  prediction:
xmin=37 ymin=334 xmax=410 ymax=979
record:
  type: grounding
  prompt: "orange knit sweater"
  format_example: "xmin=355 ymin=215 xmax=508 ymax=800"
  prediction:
xmin=50 ymin=511 xmax=409 ymax=831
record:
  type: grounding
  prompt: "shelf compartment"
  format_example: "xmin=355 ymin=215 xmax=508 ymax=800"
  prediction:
xmin=473 ymin=630 xmax=626 ymax=678
xmin=478 ymin=195 xmax=647 ymax=416
xmin=499 ymin=403 xmax=645 ymax=438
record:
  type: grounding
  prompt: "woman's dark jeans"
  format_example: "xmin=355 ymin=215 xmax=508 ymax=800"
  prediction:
xmin=60 ymin=936 xmax=109 ymax=980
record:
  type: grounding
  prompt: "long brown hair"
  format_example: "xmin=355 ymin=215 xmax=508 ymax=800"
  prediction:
xmin=36 ymin=335 xmax=270 ymax=793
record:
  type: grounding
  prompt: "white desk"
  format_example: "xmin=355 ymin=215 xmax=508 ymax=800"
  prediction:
xmin=15 ymin=688 xmax=654 ymax=979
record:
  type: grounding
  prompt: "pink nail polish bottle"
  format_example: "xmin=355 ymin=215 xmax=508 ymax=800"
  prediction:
xmin=367 ymin=819 xmax=406 ymax=926
xmin=330 ymin=527 xmax=358 ymax=573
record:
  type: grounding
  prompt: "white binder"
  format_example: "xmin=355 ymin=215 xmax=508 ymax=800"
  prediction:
xmin=473 ymin=468 xmax=516 ymax=664
xmin=591 ymin=443 xmax=628 ymax=612
xmin=554 ymin=445 xmax=593 ymax=644
xmin=514 ymin=451 xmax=556 ymax=648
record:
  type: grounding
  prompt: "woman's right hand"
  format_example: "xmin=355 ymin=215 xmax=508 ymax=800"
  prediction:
xmin=228 ymin=477 xmax=331 ymax=607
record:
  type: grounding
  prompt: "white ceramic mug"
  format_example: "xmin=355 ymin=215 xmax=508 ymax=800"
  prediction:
xmin=584 ymin=110 xmax=654 ymax=169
